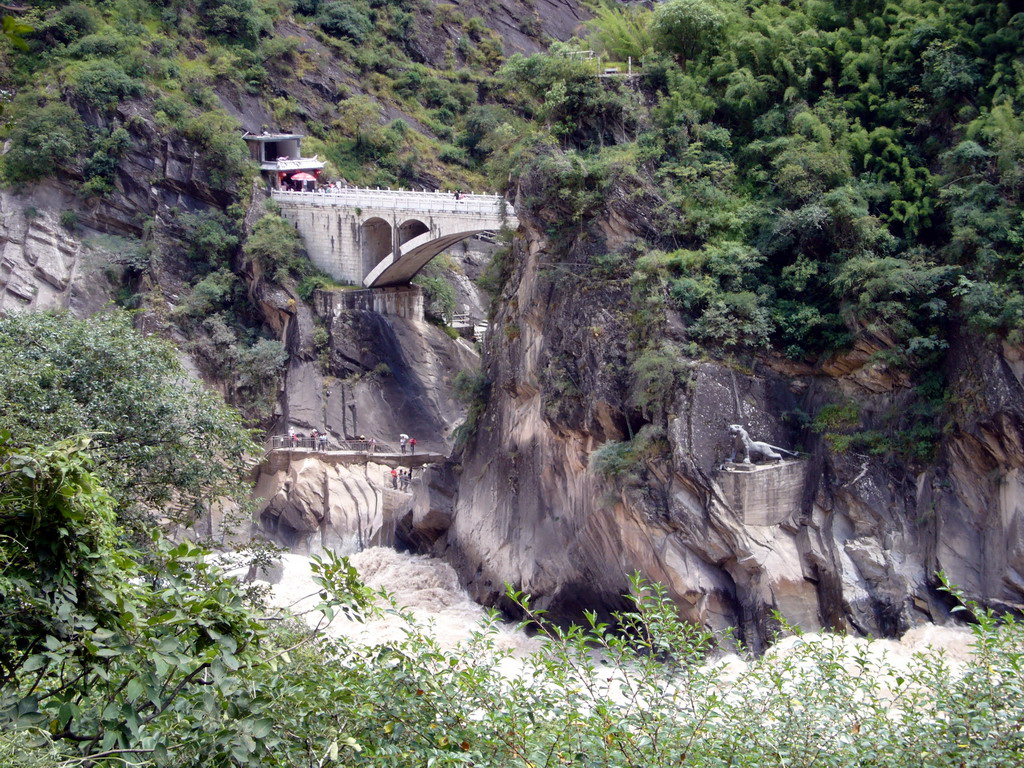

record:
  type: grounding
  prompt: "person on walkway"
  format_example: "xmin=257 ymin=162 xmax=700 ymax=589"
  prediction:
xmin=369 ymin=437 xmax=376 ymax=454
xmin=391 ymin=467 xmax=398 ymax=489
xmin=310 ymin=428 xmax=318 ymax=450
xmin=289 ymin=429 xmax=297 ymax=449
xmin=319 ymin=431 xmax=328 ymax=452
xmin=409 ymin=437 xmax=417 ymax=455
xmin=399 ymin=434 xmax=408 ymax=454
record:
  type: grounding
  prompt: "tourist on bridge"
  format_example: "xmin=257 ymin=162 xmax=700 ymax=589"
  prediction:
xmin=311 ymin=428 xmax=318 ymax=449
xmin=318 ymin=431 xmax=327 ymax=451
xmin=289 ymin=429 xmax=297 ymax=449
xmin=369 ymin=437 xmax=376 ymax=454
xmin=390 ymin=467 xmax=398 ymax=489
xmin=399 ymin=434 xmax=408 ymax=454
xmin=409 ymin=437 xmax=416 ymax=455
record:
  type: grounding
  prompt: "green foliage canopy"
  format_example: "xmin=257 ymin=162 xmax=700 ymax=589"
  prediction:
xmin=0 ymin=311 xmax=256 ymax=526
xmin=651 ymin=0 xmax=728 ymax=64
xmin=1 ymin=102 xmax=87 ymax=183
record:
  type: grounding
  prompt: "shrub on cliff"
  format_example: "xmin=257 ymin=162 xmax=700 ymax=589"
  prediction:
xmin=0 ymin=102 xmax=87 ymax=183
xmin=317 ymin=1 xmax=372 ymax=43
xmin=182 ymin=111 xmax=254 ymax=191
xmin=65 ymin=58 xmax=144 ymax=109
xmin=244 ymin=211 xmax=309 ymax=282
xmin=29 ymin=3 xmax=97 ymax=47
xmin=179 ymin=208 xmax=241 ymax=270
xmin=198 ymin=0 xmax=269 ymax=43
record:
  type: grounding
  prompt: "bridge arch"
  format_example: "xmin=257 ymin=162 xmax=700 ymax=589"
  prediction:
xmin=270 ymin=187 xmax=517 ymax=286
xmin=360 ymin=217 xmax=392 ymax=274
xmin=398 ymin=218 xmax=429 ymax=247
xmin=363 ymin=229 xmax=489 ymax=287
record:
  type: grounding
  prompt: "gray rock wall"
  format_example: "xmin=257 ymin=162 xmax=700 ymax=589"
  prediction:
xmin=0 ymin=186 xmax=114 ymax=315
xmin=254 ymin=455 xmax=413 ymax=555
xmin=437 ymin=195 xmax=1024 ymax=650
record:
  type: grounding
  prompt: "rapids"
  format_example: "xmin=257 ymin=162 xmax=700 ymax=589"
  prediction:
xmin=257 ymin=547 xmax=540 ymax=655
xmin=246 ymin=548 xmax=976 ymax=679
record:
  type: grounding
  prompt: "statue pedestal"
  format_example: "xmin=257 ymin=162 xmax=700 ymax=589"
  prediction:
xmin=717 ymin=460 xmax=807 ymax=526
xmin=721 ymin=461 xmax=759 ymax=472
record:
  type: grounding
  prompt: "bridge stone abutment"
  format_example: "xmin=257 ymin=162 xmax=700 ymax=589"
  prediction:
xmin=272 ymin=189 xmax=516 ymax=287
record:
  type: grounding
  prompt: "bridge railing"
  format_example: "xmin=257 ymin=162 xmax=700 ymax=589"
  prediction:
xmin=271 ymin=188 xmax=515 ymax=219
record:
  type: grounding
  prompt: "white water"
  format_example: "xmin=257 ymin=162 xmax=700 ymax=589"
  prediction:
xmin=257 ymin=548 xmax=540 ymax=655
xmin=244 ymin=548 xmax=976 ymax=680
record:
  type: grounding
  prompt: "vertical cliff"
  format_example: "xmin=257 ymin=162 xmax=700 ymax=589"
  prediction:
xmin=437 ymin=183 xmax=1024 ymax=650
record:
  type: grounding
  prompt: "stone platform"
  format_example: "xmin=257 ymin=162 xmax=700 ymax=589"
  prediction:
xmin=717 ymin=460 xmax=807 ymax=526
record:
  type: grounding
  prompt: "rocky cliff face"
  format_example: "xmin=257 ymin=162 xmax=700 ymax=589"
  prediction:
xmin=0 ymin=94 xmax=232 ymax=318
xmin=254 ymin=452 xmax=416 ymax=555
xmin=0 ymin=185 xmax=110 ymax=315
xmin=428 ymin=187 xmax=1024 ymax=650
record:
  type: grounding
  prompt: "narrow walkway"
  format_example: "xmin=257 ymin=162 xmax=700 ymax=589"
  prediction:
xmin=263 ymin=447 xmax=446 ymax=473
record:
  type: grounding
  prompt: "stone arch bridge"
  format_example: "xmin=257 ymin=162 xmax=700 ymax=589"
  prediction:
xmin=272 ymin=188 xmax=517 ymax=287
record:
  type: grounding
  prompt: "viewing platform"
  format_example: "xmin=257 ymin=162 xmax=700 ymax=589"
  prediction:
xmin=262 ymin=437 xmax=446 ymax=473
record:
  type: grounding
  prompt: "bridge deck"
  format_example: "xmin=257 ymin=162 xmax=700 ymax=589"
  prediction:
xmin=271 ymin=188 xmax=513 ymax=218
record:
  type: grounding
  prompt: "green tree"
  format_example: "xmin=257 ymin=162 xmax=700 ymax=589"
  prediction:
xmin=585 ymin=3 xmax=654 ymax=62
xmin=0 ymin=311 xmax=256 ymax=527
xmin=0 ymin=435 xmax=367 ymax=766
xmin=1 ymin=102 xmax=87 ymax=183
xmin=651 ymin=0 xmax=728 ymax=65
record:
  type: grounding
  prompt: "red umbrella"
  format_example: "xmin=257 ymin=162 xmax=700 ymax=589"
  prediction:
xmin=291 ymin=172 xmax=317 ymax=181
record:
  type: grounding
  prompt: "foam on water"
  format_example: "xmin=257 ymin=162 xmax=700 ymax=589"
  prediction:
xmin=237 ymin=547 xmax=978 ymax=687
xmin=261 ymin=548 xmax=540 ymax=656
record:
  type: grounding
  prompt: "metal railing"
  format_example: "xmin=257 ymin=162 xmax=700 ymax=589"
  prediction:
xmin=271 ymin=187 xmax=515 ymax=219
xmin=269 ymin=435 xmax=396 ymax=453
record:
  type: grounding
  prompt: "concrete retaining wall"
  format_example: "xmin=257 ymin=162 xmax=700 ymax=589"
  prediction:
xmin=313 ymin=285 xmax=424 ymax=321
xmin=717 ymin=460 xmax=808 ymax=527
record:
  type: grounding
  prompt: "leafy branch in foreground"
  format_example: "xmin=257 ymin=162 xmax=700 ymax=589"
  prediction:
xmin=0 ymin=435 xmax=369 ymax=767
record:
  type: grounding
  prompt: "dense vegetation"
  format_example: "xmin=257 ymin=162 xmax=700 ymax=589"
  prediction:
xmin=3 ymin=0 xmax=1024 ymax=765
xmin=0 ymin=311 xmax=256 ymax=530
xmin=501 ymin=0 xmax=1024 ymax=367
xmin=471 ymin=0 xmax=1024 ymax=473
